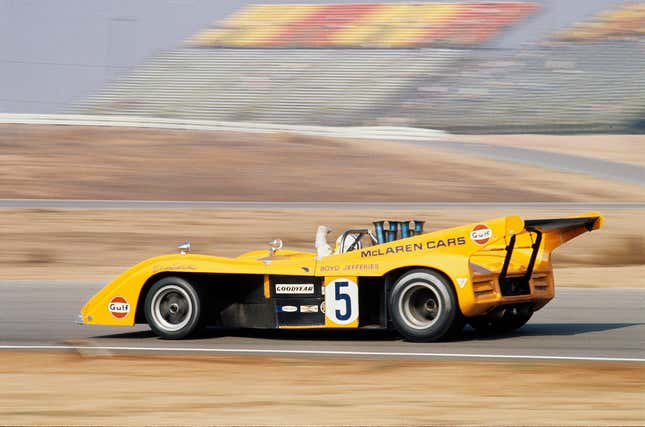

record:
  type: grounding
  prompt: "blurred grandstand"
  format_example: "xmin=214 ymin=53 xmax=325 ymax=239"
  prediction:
xmin=77 ymin=1 xmax=645 ymax=133
xmin=555 ymin=2 xmax=644 ymax=41
xmin=186 ymin=3 xmax=538 ymax=48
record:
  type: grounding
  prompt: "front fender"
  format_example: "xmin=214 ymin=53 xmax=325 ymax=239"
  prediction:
xmin=80 ymin=254 xmax=266 ymax=326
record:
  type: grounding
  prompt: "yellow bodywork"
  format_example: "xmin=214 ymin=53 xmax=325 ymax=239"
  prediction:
xmin=81 ymin=213 xmax=602 ymax=328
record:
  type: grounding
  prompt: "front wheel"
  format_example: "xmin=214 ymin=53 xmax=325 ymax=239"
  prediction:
xmin=145 ymin=276 xmax=202 ymax=339
xmin=389 ymin=269 xmax=460 ymax=342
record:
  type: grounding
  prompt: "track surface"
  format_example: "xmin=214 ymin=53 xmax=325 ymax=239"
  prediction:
xmin=1 ymin=282 xmax=643 ymax=361
xmin=420 ymin=139 xmax=645 ymax=186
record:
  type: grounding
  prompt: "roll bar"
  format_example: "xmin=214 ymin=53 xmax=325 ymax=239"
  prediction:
xmin=338 ymin=229 xmax=377 ymax=253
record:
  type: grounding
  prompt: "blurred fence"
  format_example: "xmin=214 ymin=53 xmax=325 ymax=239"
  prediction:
xmin=0 ymin=113 xmax=445 ymax=140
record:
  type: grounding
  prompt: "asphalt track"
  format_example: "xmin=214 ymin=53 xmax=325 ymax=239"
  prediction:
xmin=419 ymin=139 xmax=645 ymax=187
xmin=1 ymin=282 xmax=643 ymax=362
xmin=1 ymin=200 xmax=645 ymax=210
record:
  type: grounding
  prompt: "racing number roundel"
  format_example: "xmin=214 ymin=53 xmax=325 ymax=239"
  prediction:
xmin=470 ymin=224 xmax=492 ymax=246
xmin=108 ymin=296 xmax=130 ymax=319
xmin=325 ymin=278 xmax=358 ymax=325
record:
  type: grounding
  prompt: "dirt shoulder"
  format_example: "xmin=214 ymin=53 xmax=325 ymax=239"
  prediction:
xmin=0 ymin=125 xmax=643 ymax=201
xmin=0 ymin=351 xmax=642 ymax=426
xmin=448 ymin=133 xmax=645 ymax=167
xmin=2 ymin=208 xmax=643 ymax=286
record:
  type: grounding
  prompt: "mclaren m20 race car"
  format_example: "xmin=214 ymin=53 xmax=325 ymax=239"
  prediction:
xmin=80 ymin=213 xmax=602 ymax=342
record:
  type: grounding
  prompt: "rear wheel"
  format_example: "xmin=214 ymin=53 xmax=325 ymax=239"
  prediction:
xmin=389 ymin=269 xmax=460 ymax=342
xmin=145 ymin=276 xmax=202 ymax=339
xmin=468 ymin=304 xmax=533 ymax=335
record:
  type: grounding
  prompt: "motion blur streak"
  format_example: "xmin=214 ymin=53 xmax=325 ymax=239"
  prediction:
xmin=2 ymin=200 xmax=645 ymax=210
xmin=1 ymin=345 xmax=644 ymax=363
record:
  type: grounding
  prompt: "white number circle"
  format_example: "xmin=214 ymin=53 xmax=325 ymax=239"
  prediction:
xmin=325 ymin=278 xmax=359 ymax=325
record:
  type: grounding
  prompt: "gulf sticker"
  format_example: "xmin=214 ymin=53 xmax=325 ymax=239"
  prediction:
xmin=108 ymin=296 xmax=130 ymax=319
xmin=470 ymin=224 xmax=492 ymax=246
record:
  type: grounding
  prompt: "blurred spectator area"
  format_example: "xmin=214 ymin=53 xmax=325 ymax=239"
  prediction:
xmin=78 ymin=1 xmax=645 ymax=133
xmin=555 ymin=2 xmax=645 ymax=42
xmin=80 ymin=49 xmax=464 ymax=125
xmin=186 ymin=2 xmax=539 ymax=48
xmin=394 ymin=41 xmax=645 ymax=133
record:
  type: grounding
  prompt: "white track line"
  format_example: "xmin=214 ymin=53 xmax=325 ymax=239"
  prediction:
xmin=1 ymin=345 xmax=643 ymax=363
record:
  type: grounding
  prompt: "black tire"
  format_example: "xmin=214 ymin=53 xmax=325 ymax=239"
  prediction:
xmin=444 ymin=311 xmax=466 ymax=340
xmin=468 ymin=305 xmax=533 ymax=335
xmin=144 ymin=276 xmax=202 ymax=339
xmin=389 ymin=269 xmax=460 ymax=342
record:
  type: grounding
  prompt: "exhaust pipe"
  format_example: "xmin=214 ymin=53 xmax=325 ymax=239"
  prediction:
xmin=387 ymin=221 xmax=399 ymax=242
xmin=375 ymin=219 xmax=423 ymax=243
xmin=373 ymin=221 xmax=386 ymax=245
xmin=400 ymin=221 xmax=411 ymax=238
xmin=413 ymin=220 xmax=425 ymax=236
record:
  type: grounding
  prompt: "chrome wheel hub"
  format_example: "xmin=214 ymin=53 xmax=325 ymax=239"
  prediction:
xmin=399 ymin=282 xmax=441 ymax=329
xmin=151 ymin=285 xmax=193 ymax=332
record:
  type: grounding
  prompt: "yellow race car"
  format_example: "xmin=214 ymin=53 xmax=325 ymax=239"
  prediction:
xmin=79 ymin=213 xmax=602 ymax=342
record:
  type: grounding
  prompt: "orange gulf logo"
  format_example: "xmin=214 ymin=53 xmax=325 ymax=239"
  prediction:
xmin=108 ymin=296 xmax=130 ymax=319
xmin=470 ymin=224 xmax=492 ymax=245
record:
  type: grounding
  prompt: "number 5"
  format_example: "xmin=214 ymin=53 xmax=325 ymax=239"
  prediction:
xmin=334 ymin=281 xmax=351 ymax=321
xmin=325 ymin=278 xmax=358 ymax=325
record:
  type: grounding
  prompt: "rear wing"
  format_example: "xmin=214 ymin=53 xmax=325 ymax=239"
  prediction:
xmin=525 ymin=215 xmax=602 ymax=233
xmin=497 ymin=213 xmax=602 ymax=287
xmin=525 ymin=213 xmax=603 ymax=252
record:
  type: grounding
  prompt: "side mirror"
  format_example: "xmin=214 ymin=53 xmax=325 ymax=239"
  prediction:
xmin=268 ymin=239 xmax=283 ymax=255
xmin=178 ymin=241 xmax=191 ymax=255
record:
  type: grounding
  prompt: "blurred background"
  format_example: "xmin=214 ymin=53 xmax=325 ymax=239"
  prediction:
xmin=2 ymin=0 xmax=644 ymax=132
xmin=1 ymin=2 xmax=644 ymax=425
xmin=1 ymin=0 xmax=644 ymax=278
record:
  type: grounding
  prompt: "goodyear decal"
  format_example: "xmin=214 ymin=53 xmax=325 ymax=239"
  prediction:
xmin=361 ymin=237 xmax=466 ymax=258
xmin=275 ymin=284 xmax=315 ymax=295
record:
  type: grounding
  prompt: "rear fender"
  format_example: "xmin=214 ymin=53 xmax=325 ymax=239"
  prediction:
xmin=467 ymin=213 xmax=603 ymax=315
xmin=366 ymin=216 xmax=526 ymax=317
